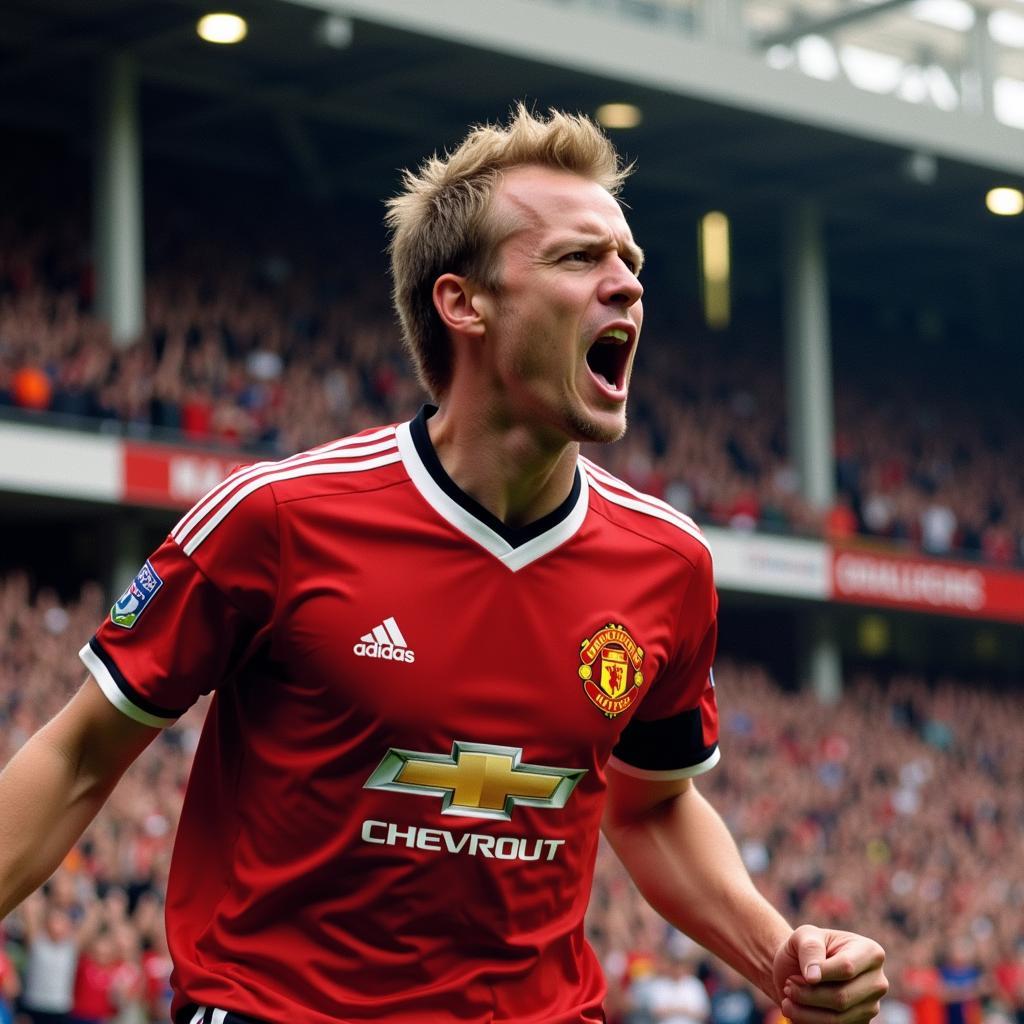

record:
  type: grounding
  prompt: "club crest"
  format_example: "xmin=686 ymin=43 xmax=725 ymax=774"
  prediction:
xmin=578 ymin=623 xmax=644 ymax=718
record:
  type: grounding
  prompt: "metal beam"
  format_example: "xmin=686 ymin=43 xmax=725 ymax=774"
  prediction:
xmin=94 ymin=52 xmax=144 ymax=347
xmin=756 ymin=0 xmax=916 ymax=49
xmin=288 ymin=0 xmax=1024 ymax=175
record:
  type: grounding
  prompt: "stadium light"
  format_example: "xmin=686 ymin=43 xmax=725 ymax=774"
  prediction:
xmin=858 ymin=615 xmax=889 ymax=656
xmin=197 ymin=13 xmax=248 ymax=44
xmin=699 ymin=211 xmax=730 ymax=331
xmin=595 ymin=103 xmax=642 ymax=129
xmin=795 ymin=35 xmax=840 ymax=81
xmin=910 ymin=0 xmax=975 ymax=32
xmin=903 ymin=151 xmax=938 ymax=185
xmin=990 ymin=10 xmax=1024 ymax=47
xmin=316 ymin=14 xmax=353 ymax=48
xmin=995 ymin=77 xmax=1024 ymax=129
xmin=985 ymin=187 xmax=1024 ymax=216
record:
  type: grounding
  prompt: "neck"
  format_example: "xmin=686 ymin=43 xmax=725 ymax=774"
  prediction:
xmin=426 ymin=399 xmax=579 ymax=529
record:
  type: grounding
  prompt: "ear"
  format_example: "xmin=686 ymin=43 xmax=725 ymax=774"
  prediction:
xmin=433 ymin=274 xmax=487 ymax=338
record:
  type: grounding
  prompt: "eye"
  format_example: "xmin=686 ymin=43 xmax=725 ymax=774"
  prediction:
xmin=619 ymin=250 xmax=642 ymax=275
xmin=563 ymin=250 xmax=594 ymax=264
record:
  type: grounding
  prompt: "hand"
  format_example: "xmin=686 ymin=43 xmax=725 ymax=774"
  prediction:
xmin=773 ymin=925 xmax=888 ymax=1024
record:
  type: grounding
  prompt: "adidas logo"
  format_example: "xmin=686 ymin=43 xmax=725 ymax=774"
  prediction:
xmin=353 ymin=616 xmax=415 ymax=663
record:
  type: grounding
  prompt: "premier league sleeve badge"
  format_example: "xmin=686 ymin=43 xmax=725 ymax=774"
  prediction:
xmin=110 ymin=560 xmax=164 ymax=629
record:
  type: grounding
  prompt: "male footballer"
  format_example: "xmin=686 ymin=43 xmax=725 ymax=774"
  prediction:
xmin=0 ymin=106 xmax=887 ymax=1024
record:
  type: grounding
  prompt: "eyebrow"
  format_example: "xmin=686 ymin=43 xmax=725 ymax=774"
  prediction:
xmin=548 ymin=232 xmax=645 ymax=273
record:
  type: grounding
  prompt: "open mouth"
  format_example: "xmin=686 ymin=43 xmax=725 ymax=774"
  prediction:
xmin=585 ymin=328 xmax=632 ymax=391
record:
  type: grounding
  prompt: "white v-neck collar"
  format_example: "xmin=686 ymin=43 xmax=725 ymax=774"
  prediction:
xmin=395 ymin=418 xmax=589 ymax=572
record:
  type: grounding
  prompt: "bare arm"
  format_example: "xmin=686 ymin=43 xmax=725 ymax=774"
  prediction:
xmin=0 ymin=678 xmax=158 ymax=918
xmin=603 ymin=769 xmax=790 ymax=1002
xmin=603 ymin=767 xmax=887 ymax=1023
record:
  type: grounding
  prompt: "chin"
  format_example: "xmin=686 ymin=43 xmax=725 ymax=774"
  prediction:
xmin=566 ymin=406 xmax=628 ymax=445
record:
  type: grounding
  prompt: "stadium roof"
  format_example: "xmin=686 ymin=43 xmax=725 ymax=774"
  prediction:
xmin=2 ymin=0 xmax=1020 ymax=333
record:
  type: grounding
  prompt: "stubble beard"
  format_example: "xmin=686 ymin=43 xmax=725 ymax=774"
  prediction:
xmin=500 ymin=300 xmax=630 ymax=446
xmin=565 ymin=402 xmax=628 ymax=445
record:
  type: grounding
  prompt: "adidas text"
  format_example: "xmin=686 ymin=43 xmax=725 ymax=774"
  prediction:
xmin=353 ymin=641 xmax=416 ymax=663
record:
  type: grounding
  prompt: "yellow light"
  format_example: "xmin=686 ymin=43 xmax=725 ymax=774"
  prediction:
xmin=596 ymin=103 xmax=642 ymax=129
xmin=986 ymin=187 xmax=1023 ymax=216
xmin=974 ymin=630 xmax=998 ymax=660
xmin=197 ymin=13 xmax=248 ymax=44
xmin=699 ymin=211 xmax=731 ymax=330
xmin=857 ymin=615 xmax=889 ymax=656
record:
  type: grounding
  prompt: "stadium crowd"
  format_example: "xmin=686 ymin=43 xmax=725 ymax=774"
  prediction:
xmin=1 ymin=205 xmax=1023 ymax=568
xmin=1 ymin=574 xmax=1022 ymax=1024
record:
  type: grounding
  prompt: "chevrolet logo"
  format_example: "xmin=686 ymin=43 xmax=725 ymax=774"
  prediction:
xmin=364 ymin=741 xmax=586 ymax=821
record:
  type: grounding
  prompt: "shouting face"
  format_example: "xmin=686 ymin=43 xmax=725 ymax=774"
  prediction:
xmin=476 ymin=165 xmax=644 ymax=447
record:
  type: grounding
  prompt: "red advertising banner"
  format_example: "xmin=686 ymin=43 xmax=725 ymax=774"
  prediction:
xmin=122 ymin=441 xmax=252 ymax=509
xmin=831 ymin=546 xmax=1024 ymax=624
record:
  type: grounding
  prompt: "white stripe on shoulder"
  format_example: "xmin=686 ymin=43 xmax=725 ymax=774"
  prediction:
xmin=583 ymin=464 xmax=711 ymax=554
xmin=79 ymin=643 xmax=178 ymax=729
xmin=607 ymin=745 xmax=720 ymax=781
xmin=172 ymin=426 xmax=398 ymax=545
xmin=582 ymin=457 xmax=704 ymax=534
xmin=181 ymin=451 xmax=402 ymax=557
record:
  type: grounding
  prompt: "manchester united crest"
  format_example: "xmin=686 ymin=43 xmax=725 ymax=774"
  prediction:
xmin=578 ymin=623 xmax=644 ymax=718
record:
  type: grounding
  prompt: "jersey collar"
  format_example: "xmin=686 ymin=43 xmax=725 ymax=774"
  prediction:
xmin=396 ymin=405 xmax=589 ymax=572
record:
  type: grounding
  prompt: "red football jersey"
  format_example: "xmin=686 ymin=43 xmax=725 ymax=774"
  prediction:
xmin=81 ymin=407 xmax=720 ymax=1024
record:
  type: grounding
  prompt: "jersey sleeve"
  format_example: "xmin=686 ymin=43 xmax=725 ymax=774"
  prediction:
xmin=609 ymin=543 xmax=720 ymax=780
xmin=80 ymin=478 xmax=279 ymax=727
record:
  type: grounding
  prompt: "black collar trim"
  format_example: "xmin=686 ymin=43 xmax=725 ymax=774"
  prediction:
xmin=409 ymin=405 xmax=583 ymax=550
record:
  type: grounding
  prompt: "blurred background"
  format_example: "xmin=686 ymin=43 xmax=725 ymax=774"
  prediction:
xmin=0 ymin=1 xmax=1022 ymax=1022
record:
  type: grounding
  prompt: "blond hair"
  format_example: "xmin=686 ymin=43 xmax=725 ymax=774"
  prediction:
xmin=385 ymin=104 xmax=632 ymax=398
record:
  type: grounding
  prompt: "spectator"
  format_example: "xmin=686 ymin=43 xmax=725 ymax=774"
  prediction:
xmin=826 ymin=493 xmax=859 ymax=541
xmin=641 ymin=946 xmax=711 ymax=1024
xmin=902 ymin=939 xmax=944 ymax=1024
xmin=920 ymin=490 xmax=958 ymax=556
xmin=940 ymin=937 xmax=986 ymax=1024
xmin=19 ymin=889 xmax=96 ymax=1024
xmin=70 ymin=928 xmax=120 ymax=1024
xmin=994 ymin=940 xmax=1024 ymax=1024
xmin=710 ymin=963 xmax=761 ymax=1024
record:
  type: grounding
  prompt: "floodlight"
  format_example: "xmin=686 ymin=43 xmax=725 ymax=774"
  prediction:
xmin=595 ymin=103 xmax=642 ymax=129
xmin=197 ymin=13 xmax=248 ymax=44
xmin=994 ymin=77 xmax=1024 ymax=129
xmin=910 ymin=0 xmax=975 ymax=32
xmin=699 ymin=212 xmax=730 ymax=331
xmin=989 ymin=10 xmax=1024 ymax=48
xmin=985 ymin=187 xmax=1024 ymax=216
xmin=317 ymin=14 xmax=353 ymax=48
xmin=904 ymin=151 xmax=938 ymax=185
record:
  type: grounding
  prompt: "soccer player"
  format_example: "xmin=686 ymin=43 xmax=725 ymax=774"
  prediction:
xmin=0 ymin=106 xmax=887 ymax=1023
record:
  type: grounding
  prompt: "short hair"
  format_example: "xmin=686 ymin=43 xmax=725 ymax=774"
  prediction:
xmin=385 ymin=103 xmax=632 ymax=398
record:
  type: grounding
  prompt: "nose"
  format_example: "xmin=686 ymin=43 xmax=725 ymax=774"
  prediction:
xmin=599 ymin=255 xmax=643 ymax=308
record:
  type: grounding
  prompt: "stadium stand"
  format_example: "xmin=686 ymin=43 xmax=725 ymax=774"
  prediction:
xmin=1 ymin=574 xmax=1022 ymax=1023
xmin=2 ymin=210 xmax=1022 ymax=567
